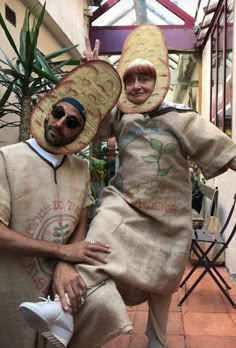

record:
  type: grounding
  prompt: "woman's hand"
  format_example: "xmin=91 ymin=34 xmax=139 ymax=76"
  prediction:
xmin=53 ymin=261 xmax=87 ymax=312
xmin=58 ymin=240 xmax=111 ymax=265
xmin=80 ymin=37 xmax=100 ymax=63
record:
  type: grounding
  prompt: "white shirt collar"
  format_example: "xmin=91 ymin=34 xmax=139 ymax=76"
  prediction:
xmin=26 ymin=138 xmax=64 ymax=167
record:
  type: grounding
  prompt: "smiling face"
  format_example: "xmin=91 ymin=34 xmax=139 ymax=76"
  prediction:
xmin=44 ymin=101 xmax=85 ymax=147
xmin=123 ymin=59 xmax=156 ymax=105
xmin=124 ymin=74 xmax=156 ymax=105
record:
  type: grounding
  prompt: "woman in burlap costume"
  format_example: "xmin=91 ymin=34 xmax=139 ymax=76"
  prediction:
xmin=21 ymin=26 xmax=236 ymax=348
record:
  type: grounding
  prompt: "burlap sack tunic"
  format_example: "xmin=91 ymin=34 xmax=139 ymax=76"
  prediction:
xmin=0 ymin=142 xmax=93 ymax=348
xmin=69 ymin=106 xmax=236 ymax=348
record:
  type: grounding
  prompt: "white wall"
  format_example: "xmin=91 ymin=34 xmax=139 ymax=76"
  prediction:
xmin=215 ymin=171 xmax=236 ymax=275
xmin=40 ymin=0 xmax=89 ymax=54
xmin=201 ymin=40 xmax=211 ymax=119
xmin=23 ymin=0 xmax=89 ymax=56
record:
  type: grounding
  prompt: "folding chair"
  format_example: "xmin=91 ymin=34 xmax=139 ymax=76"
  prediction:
xmin=178 ymin=193 xmax=236 ymax=308
xmin=190 ymin=187 xmax=225 ymax=264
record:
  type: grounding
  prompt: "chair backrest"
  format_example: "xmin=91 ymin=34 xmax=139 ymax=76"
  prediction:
xmin=193 ymin=193 xmax=236 ymax=260
xmin=209 ymin=188 xmax=218 ymax=216
xmin=198 ymin=183 xmax=218 ymax=218
xmin=211 ymin=193 xmax=236 ymax=262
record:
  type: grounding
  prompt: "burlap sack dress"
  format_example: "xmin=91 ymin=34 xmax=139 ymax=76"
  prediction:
xmin=67 ymin=105 xmax=236 ymax=348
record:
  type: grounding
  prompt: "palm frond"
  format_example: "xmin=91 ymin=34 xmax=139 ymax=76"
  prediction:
xmin=0 ymin=48 xmax=18 ymax=71
xmin=36 ymin=50 xmax=56 ymax=76
xmin=0 ymin=68 xmax=23 ymax=79
xmin=0 ymin=80 xmax=16 ymax=107
xmin=44 ymin=44 xmax=79 ymax=60
xmin=51 ymin=58 xmax=77 ymax=73
xmin=32 ymin=65 xmax=59 ymax=84
xmin=52 ymin=58 xmax=81 ymax=66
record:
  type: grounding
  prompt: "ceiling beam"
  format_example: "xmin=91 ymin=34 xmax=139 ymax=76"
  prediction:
xmin=89 ymin=25 xmax=196 ymax=54
xmin=156 ymin=0 xmax=195 ymax=26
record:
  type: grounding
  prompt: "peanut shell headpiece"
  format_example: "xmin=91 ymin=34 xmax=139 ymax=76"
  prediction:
xmin=31 ymin=60 xmax=121 ymax=154
xmin=117 ymin=24 xmax=170 ymax=113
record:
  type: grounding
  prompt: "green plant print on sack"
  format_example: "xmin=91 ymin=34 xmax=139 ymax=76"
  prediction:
xmin=143 ymin=139 xmax=177 ymax=176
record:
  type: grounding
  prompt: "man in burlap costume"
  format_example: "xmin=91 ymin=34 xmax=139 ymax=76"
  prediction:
xmin=21 ymin=26 xmax=236 ymax=348
xmin=0 ymin=60 xmax=122 ymax=348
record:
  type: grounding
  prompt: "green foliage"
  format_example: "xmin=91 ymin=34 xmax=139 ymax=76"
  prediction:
xmin=78 ymin=148 xmax=107 ymax=199
xmin=143 ymin=138 xmax=177 ymax=177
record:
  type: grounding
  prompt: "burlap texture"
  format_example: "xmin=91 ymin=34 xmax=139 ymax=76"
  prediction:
xmin=77 ymin=188 xmax=190 ymax=294
xmin=69 ymin=279 xmax=133 ymax=348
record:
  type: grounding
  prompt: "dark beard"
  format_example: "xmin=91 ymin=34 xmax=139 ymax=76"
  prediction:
xmin=44 ymin=119 xmax=78 ymax=146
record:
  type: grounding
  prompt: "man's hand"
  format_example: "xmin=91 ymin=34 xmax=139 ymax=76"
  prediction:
xmin=59 ymin=240 xmax=111 ymax=264
xmin=80 ymin=37 xmax=100 ymax=63
xmin=53 ymin=262 xmax=86 ymax=312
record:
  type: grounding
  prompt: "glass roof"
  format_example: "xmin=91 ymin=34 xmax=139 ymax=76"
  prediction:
xmin=90 ymin=0 xmax=199 ymax=26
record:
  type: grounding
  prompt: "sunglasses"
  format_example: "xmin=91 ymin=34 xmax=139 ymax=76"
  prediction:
xmin=51 ymin=105 xmax=84 ymax=130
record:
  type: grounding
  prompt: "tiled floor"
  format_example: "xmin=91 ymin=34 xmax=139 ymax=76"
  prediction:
xmin=103 ymin=262 xmax=236 ymax=348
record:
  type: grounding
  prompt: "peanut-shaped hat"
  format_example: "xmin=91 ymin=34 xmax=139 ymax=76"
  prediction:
xmin=31 ymin=60 xmax=121 ymax=154
xmin=117 ymin=24 xmax=170 ymax=113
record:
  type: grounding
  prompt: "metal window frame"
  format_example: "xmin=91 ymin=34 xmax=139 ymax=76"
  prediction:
xmin=210 ymin=0 xmax=231 ymax=134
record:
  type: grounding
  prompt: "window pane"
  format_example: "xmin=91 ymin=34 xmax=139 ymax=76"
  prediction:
xmin=217 ymin=11 xmax=224 ymax=131
xmin=225 ymin=0 xmax=233 ymax=137
xmin=92 ymin=0 xmax=185 ymax=26
xmin=211 ymin=28 xmax=217 ymax=125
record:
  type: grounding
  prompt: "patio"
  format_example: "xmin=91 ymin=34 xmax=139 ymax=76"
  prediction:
xmin=103 ymin=262 xmax=236 ymax=348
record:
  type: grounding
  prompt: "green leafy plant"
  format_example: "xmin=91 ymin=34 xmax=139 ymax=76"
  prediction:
xmin=0 ymin=2 xmax=80 ymax=141
xmin=143 ymin=139 xmax=177 ymax=176
xmin=78 ymin=148 xmax=107 ymax=199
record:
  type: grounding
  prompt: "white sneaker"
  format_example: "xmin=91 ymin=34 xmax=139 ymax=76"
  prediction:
xmin=19 ymin=296 xmax=73 ymax=348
